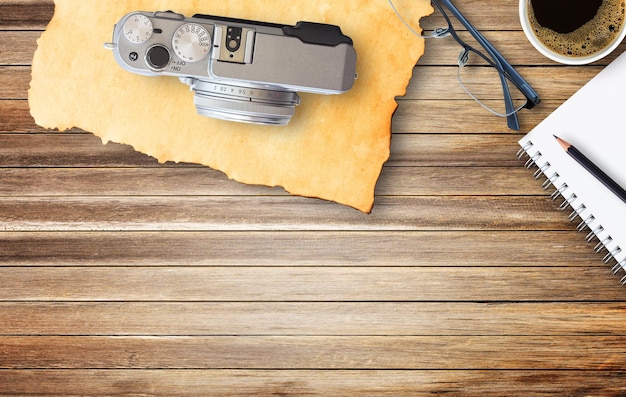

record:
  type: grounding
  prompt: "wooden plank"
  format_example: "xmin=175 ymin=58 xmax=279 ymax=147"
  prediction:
xmin=0 ymin=167 xmax=548 ymax=196
xmin=0 ymin=90 xmax=563 ymax=135
xmin=0 ymin=32 xmax=40 ymax=65
xmin=3 ymin=302 xmax=626 ymax=336
xmin=0 ymin=231 xmax=601 ymax=267
xmin=418 ymin=30 xmax=626 ymax=67
xmin=5 ymin=28 xmax=625 ymax=69
xmin=0 ymin=97 xmax=563 ymax=135
xmin=0 ymin=1 xmax=615 ymax=67
xmin=1 ymin=370 xmax=625 ymax=396
xmin=0 ymin=66 xmax=30 ymax=98
xmin=0 ymin=167 xmax=286 ymax=197
xmin=0 ymin=132 xmax=162 ymax=165
xmin=0 ymin=100 xmax=47 ymax=133
xmin=0 ymin=0 xmax=540 ymax=32
xmin=3 ymin=335 xmax=626 ymax=369
xmin=392 ymin=100 xmax=560 ymax=133
xmin=0 ymin=196 xmax=573 ymax=232
xmin=391 ymin=133 xmax=531 ymax=165
xmin=0 ymin=0 xmax=52 ymax=30
xmin=405 ymin=66 xmax=600 ymax=101
xmin=415 ymin=0 xmax=526 ymax=32
xmin=1 ymin=266 xmax=622 ymax=302
xmin=0 ymin=131 xmax=531 ymax=166
xmin=1 ymin=65 xmax=599 ymax=102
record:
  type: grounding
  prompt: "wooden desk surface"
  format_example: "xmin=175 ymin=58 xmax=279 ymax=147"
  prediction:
xmin=3 ymin=0 xmax=626 ymax=395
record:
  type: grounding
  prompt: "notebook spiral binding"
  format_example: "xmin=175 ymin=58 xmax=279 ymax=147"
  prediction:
xmin=518 ymin=140 xmax=626 ymax=284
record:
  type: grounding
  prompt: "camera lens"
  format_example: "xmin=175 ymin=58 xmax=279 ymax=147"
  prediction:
xmin=181 ymin=79 xmax=301 ymax=126
xmin=146 ymin=45 xmax=170 ymax=70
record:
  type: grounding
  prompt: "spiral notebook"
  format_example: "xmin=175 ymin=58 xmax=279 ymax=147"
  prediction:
xmin=518 ymin=50 xmax=626 ymax=282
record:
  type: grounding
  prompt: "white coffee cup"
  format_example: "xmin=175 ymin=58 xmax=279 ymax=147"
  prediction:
xmin=519 ymin=0 xmax=626 ymax=65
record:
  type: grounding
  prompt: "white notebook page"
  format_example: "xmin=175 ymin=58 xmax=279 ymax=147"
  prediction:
xmin=519 ymin=50 xmax=626 ymax=269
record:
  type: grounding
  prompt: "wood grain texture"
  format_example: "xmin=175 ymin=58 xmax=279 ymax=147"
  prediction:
xmin=1 ymin=370 xmax=625 ymax=396
xmin=0 ymin=167 xmax=548 ymax=196
xmin=0 ymin=66 xmax=605 ymax=100
xmin=3 ymin=0 xmax=626 ymax=395
xmin=0 ymin=196 xmax=573 ymax=231
xmin=0 ymin=0 xmax=54 ymax=30
xmin=2 ymin=335 xmax=626 ymax=369
xmin=0 ymin=231 xmax=598 ymax=267
xmin=2 ymin=266 xmax=623 ymax=302
xmin=0 ymin=131 xmax=531 ymax=166
xmin=4 ymin=302 xmax=626 ymax=335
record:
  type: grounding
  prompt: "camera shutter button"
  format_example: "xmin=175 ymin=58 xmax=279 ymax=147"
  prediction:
xmin=146 ymin=45 xmax=171 ymax=70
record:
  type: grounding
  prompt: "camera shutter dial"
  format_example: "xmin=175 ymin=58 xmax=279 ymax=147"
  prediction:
xmin=172 ymin=23 xmax=211 ymax=62
xmin=123 ymin=14 xmax=153 ymax=44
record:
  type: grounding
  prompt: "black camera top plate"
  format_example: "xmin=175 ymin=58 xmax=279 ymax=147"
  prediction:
xmin=192 ymin=14 xmax=353 ymax=47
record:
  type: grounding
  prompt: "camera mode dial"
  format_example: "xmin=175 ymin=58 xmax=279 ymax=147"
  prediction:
xmin=123 ymin=14 xmax=153 ymax=44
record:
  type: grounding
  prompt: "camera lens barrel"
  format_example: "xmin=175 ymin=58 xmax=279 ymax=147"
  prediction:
xmin=182 ymin=79 xmax=301 ymax=126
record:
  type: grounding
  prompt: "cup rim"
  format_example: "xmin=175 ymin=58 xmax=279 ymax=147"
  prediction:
xmin=519 ymin=0 xmax=626 ymax=65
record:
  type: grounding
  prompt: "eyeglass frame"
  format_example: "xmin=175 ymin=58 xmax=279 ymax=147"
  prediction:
xmin=391 ymin=0 xmax=541 ymax=130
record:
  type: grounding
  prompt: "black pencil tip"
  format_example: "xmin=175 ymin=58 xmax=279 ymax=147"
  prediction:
xmin=554 ymin=135 xmax=569 ymax=150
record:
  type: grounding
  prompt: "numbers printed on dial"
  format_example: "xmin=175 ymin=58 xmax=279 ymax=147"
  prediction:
xmin=173 ymin=23 xmax=211 ymax=62
xmin=123 ymin=14 xmax=153 ymax=44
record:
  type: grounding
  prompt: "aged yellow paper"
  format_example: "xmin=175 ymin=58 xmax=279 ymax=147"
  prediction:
xmin=29 ymin=0 xmax=431 ymax=212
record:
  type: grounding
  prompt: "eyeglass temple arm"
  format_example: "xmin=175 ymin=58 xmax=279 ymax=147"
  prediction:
xmin=432 ymin=0 xmax=519 ymax=129
xmin=435 ymin=0 xmax=541 ymax=108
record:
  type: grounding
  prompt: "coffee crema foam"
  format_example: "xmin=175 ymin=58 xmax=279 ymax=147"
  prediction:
xmin=529 ymin=0 xmax=625 ymax=57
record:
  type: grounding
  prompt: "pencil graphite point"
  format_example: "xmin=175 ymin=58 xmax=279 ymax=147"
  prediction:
xmin=554 ymin=135 xmax=570 ymax=151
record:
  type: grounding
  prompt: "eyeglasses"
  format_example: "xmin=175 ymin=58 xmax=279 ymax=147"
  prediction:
xmin=389 ymin=0 xmax=541 ymax=130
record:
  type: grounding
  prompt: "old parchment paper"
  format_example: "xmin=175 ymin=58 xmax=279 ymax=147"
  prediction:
xmin=29 ymin=0 xmax=431 ymax=213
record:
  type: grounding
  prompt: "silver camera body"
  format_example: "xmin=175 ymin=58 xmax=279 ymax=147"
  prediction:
xmin=105 ymin=11 xmax=357 ymax=125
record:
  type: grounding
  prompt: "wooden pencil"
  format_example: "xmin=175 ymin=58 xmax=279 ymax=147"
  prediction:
xmin=554 ymin=135 xmax=626 ymax=203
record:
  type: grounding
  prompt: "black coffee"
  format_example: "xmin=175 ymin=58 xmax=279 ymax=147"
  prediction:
xmin=531 ymin=0 xmax=602 ymax=33
xmin=528 ymin=0 xmax=625 ymax=57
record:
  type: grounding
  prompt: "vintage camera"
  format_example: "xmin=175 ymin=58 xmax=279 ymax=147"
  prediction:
xmin=105 ymin=11 xmax=357 ymax=125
